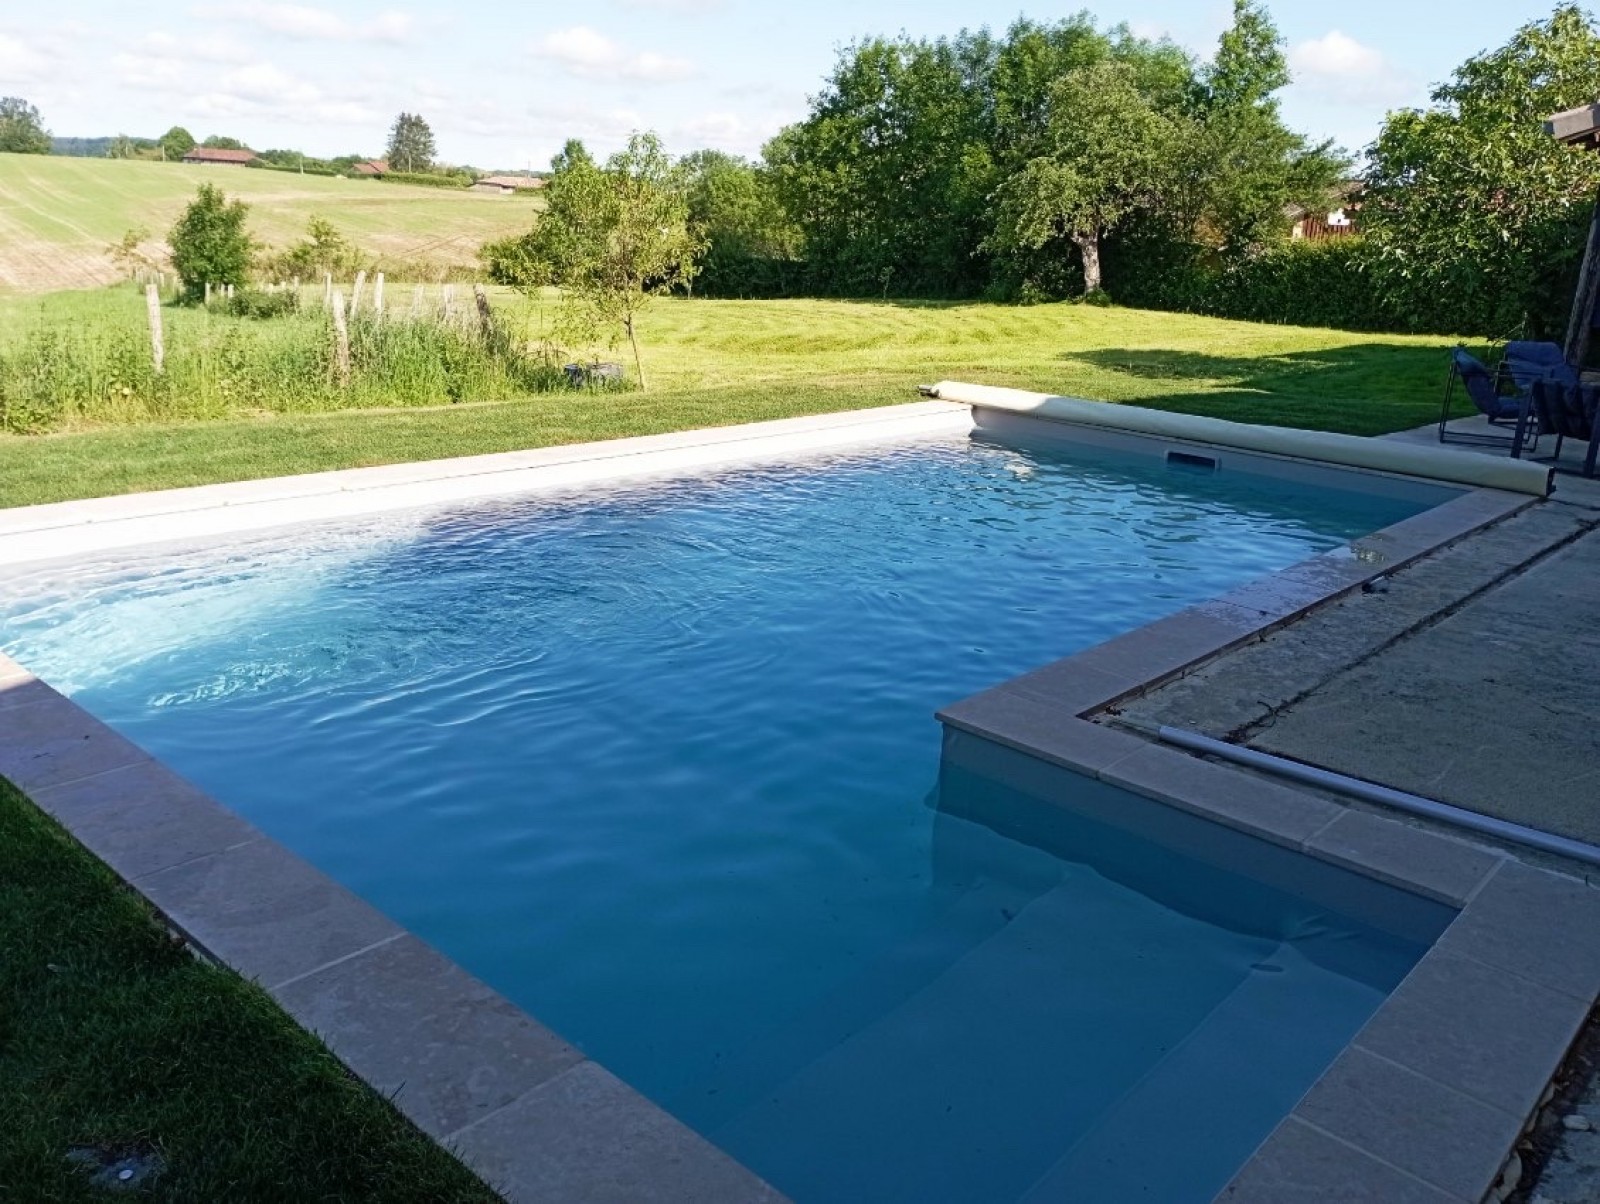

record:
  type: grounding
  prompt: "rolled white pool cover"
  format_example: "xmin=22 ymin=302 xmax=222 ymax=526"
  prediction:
xmin=928 ymin=382 xmax=1554 ymax=497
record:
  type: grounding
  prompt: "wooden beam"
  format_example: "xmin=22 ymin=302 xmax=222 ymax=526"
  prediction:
xmin=1566 ymin=193 xmax=1600 ymax=366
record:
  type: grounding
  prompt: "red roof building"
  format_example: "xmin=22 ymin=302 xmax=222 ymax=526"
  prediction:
xmin=182 ymin=146 xmax=260 ymax=166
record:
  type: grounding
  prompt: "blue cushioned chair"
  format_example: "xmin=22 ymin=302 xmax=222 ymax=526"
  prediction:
xmin=1439 ymin=346 xmax=1527 ymax=447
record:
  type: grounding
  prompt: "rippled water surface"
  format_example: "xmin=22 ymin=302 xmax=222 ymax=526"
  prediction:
xmin=2 ymin=433 xmax=1437 ymax=1201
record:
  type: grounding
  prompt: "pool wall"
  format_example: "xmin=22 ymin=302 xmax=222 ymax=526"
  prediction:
xmin=4 ymin=402 xmax=1597 ymax=1203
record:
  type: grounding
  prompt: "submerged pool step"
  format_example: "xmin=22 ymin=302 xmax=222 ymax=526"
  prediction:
xmin=704 ymin=871 xmax=1268 ymax=1204
xmin=1016 ymin=940 xmax=1389 ymax=1202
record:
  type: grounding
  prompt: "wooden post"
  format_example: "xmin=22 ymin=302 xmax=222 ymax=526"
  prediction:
xmin=442 ymin=284 xmax=456 ymax=321
xmin=324 ymin=272 xmax=333 ymax=307
xmin=330 ymin=290 xmax=352 ymax=387
xmin=205 ymin=282 xmax=213 ymax=306
xmin=145 ymin=284 xmax=165 ymax=374
xmin=373 ymin=272 xmax=385 ymax=316
xmin=473 ymin=284 xmax=494 ymax=339
xmin=351 ymin=270 xmax=368 ymax=316
xmin=1566 ymin=192 xmax=1600 ymax=367
xmin=412 ymin=285 xmax=424 ymax=318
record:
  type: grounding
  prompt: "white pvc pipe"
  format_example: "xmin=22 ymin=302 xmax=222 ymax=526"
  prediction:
xmin=1156 ymin=725 xmax=1600 ymax=869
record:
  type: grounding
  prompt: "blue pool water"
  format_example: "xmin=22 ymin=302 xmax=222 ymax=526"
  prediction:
xmin=1 ymin=432 xmax=1446 ymax=1200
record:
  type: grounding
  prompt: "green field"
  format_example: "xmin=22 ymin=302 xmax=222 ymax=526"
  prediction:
xmin=0 ymin=154 xmax=535 ymax=294
xmin=0 ymin=287 xmax=1460 ymax=507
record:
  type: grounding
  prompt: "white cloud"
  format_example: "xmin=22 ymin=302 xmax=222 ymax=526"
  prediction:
xmin=534 ymin=26 xmax=695 ymax=83
xmin=0 ymin=31 xmax=57 ymax=83
xmin=1289 ymin=31 xmax=1415 ymax=105
xmin=191 ymin=4 xmax=416 ymax=44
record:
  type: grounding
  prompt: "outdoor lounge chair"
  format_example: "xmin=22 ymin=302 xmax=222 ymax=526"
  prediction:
xmin=1439 ymin=346 xmax=1527 ymax=447
xmin=1523 ymin=380 xmax=1600 ymax=478
xmin=1502 ymin=340 xmax=1580 ymax=393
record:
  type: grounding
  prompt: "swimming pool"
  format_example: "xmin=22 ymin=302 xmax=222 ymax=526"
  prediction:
xmin=1 ymin=429 xmax=1448 ymax=1200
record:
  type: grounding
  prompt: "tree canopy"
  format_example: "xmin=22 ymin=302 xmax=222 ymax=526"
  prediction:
xmin=159 ymin=126 xmax=196 ymax=160
xmin=0 ymin=97 xmax=50 ymax=155
xmin=386 ymin=113 xmax=436 ymax=174
xmin=760 ymin=4 xmax=1342 ymax=301
xmin=1364 ymin=4 xmax=1600 ymax=337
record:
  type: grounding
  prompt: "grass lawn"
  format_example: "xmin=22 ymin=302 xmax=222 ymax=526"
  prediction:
xmin=0 ymin=776 xmax=498 ymax=1203
xmin=0 ymin=154 xmax=535 ymax=293
xmin=0 ymin=290 xmax=1462 ymax=508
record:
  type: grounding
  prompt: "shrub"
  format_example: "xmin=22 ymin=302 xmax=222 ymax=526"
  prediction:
xmin=225 ymin=289 xmax=300 ymax=320
xmin=370 ymin=170 xmax=471 ymax=189
xmin=169 ymin=184 xmax=254 ymax=302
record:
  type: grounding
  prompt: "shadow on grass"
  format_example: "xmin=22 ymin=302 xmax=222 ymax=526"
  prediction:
xmin=1062 ymin=344 xmax=1463 ymax=437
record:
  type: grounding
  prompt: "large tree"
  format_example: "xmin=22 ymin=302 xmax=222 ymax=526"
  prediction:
xmin=159 ymin=126 xmax=196 ymax=160
xmin=169 ymin=183 xmax=254 ymax=300
xmin=1364 ymin=5 xmax=1600 ymax=337
xmin=385 ymin=112 xmax=436 ymax=173
xmin=987 ymin=61 xmax=1180 ymax=295
xmin=0 ymin=97 xmax=50 ymax=155
xmin=503 ymin=133 xmax=700 ymax=388
xmin=681 ymin=150 xmax=801 ymax=296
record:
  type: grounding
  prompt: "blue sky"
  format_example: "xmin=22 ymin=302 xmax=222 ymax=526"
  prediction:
xmin=0 ymin=2 xmax=1575 ymax=169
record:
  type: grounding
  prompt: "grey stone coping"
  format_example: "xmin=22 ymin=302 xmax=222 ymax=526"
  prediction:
xmin=0 ymin=672 xmax=784 ymax=1203
xmin=935 ymin=483 xmax=1600 ymax=1202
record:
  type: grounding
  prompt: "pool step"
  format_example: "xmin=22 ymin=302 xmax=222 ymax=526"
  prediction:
xmin=1016 ymin=939 xmax=1386 ymax=1203
xmin=705 ymin=870 xmax=1262 ymax=1204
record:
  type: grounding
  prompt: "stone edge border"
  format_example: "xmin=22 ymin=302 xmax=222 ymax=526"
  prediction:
xmin=0 ymin=401 xmax=973 ymax=568
xmin=937 ymin=478 xmax=1600 ymax=1203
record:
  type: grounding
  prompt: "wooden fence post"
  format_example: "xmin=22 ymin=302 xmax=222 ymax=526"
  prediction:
xmin=324 ymin=272 xmax=333 ymax=307
xmin=473 ymin=285 xmax=494 ymax=339
xmin=205 ymin=282 xmax=212 ymax=306
xmin=412 ymin=285 xmax=424 ymax=318
xmin=373 ymin=272 xmax=385 ymax=317
xmin=330 ymin=290 xmax=352 ymax=387
xmin=442 ymin=284 xmax=456 ymax=322
xmin=146 ymin=284 xmax=165 ymax=374
xmin=351 ymin=270 xmax=368 ymax=316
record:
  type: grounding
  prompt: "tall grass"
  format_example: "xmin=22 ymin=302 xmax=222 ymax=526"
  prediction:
xmin=0 ymin=291 xmax=573 ymax=434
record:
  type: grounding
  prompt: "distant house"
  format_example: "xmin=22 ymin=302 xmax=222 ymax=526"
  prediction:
xmin=182 ymin=146 xmax=260 ymax=167
xmin=473 ymin=174 xmax=545 ymax=195
xmin=1289 ymin=183 xmax=1363 ymax=241
xmin=351 ymin=160 xmax=388 ymax=177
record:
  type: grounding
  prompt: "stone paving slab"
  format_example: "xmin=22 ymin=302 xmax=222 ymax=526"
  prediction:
xmin=447 ymin=1062 xmax=782 ymax=1203
xmin=271 ymin=934 xmax=584 ymax=1140
xmin=1245 ymin=526 xmax=1600 ymax=847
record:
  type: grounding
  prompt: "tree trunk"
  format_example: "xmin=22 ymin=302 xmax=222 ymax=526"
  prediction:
xmin=625 ymin=317 xmax=647 ymax=391
xmin=1074 ymin=230 xmax=1104 ymax=295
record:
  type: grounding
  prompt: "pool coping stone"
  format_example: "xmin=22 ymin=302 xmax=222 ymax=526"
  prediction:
xmin=0 ymin=403 xmax=1581 ymax=1203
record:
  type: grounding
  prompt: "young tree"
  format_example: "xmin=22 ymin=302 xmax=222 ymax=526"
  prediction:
xmin=1364 ymin=5 xmax=1600 ymax=336
xmin=987 ymin=61 xmax=1179 ymax=295
xmin=0 ymin=97 xmax=51 ymax=155
xmin=169 ymin=183 xmax=254 ymax=300
xmin=159 ymin=126 xmax=196 ymax=160
xmin=507 ymin=133 xmax=701 ymax=388
xmin=386 ymin=113 xmax=436 ymax=173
